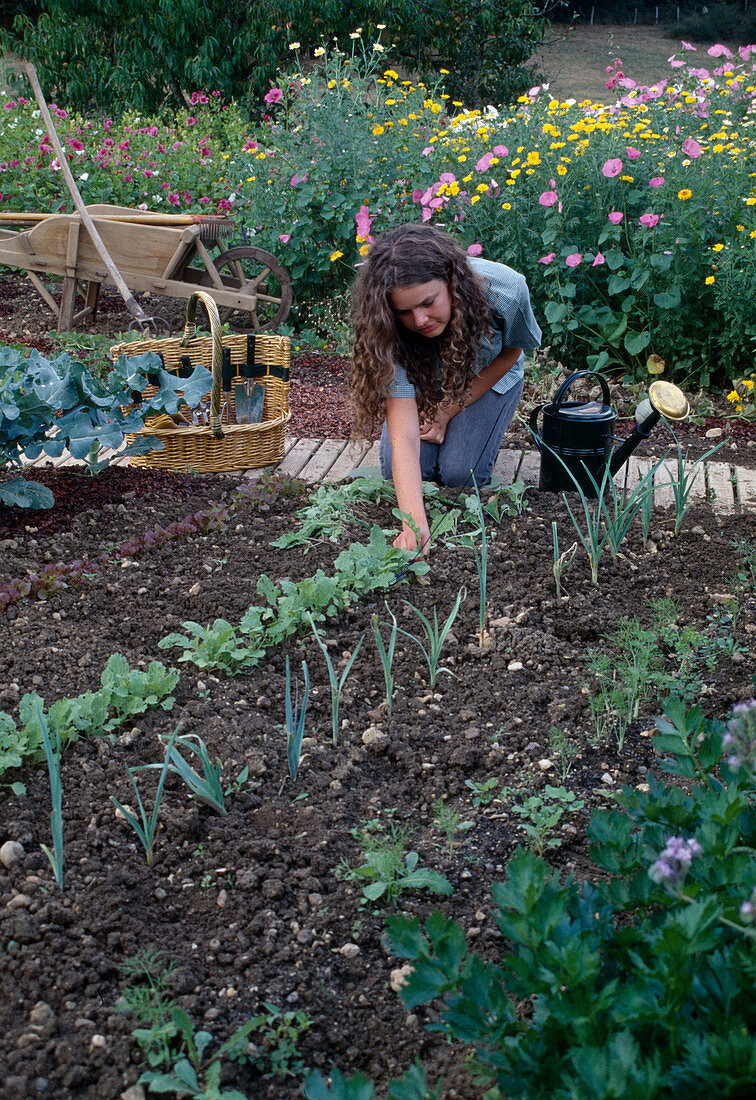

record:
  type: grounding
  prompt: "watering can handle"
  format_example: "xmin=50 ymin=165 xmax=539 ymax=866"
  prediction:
xmin=552 ymin=370 xmax=611 ymax=409
xmin=529 ymin=405 xmax=545 ymax=450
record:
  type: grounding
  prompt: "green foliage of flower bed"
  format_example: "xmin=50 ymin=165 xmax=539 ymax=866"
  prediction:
xmin=1 ymin=35 xmax=755 ymax=386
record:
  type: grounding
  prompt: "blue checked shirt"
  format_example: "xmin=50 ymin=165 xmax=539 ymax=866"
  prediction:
xmin=389 ymin=257 xmax=542 ymax=399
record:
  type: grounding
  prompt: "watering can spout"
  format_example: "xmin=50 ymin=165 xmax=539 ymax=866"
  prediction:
xmin=608 ymin=380 xmax=690 ymax=476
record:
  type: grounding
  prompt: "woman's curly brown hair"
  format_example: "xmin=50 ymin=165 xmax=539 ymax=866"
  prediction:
xmin=350 ymin=223 xmax=492 ymax=440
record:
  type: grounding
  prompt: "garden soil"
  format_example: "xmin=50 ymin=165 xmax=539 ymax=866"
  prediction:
xmin=0 ymin=465 xmax=755 ymax=1098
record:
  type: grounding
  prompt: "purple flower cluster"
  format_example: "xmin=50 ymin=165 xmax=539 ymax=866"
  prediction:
xmin=722 ymin=699 xmax=756 ymax=773
xmin=649 ymin=835 xmax=702 ymax=888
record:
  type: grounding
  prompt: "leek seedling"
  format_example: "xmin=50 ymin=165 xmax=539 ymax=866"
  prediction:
xmin=601 ymin=458 xmax=663 ymax=557
xmin=150 ymin=732 xmax=227 ymax=814
xmin=372 ymin=604 xmax=398 ymax=713
xmin=307 ymin=613 xmax=364 ymax=746
xmin=398 ymin=587 xmax=466 ymax=689
xmin=552 ymin=521 xmax=577 ymax=599
xmin=284 ymin=657 xmax=310 ymax=781
xmin=111 ymin=726 xmax=180 ymax=867
xmin=35 ymin=702 xmax=63 ymax=889
xmin=664 ymin=436 xmax=724 ymax=535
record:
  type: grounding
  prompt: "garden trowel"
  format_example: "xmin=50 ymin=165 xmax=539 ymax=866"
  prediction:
xmin=233 ymin=381 xmax=265 ymax=424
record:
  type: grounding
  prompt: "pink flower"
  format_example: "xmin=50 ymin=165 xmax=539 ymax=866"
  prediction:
xmin=186 ymin=116 xmax=196 ymax=126
xmin=608 ymin=211 xmax=624 ymax=225
xmin=290 ymin=171 xmax=308 ymax=186
xmin=682 ymin=137 xmax=702 ymax=158
xmin=649 ymin=176 xmax=665 ymax=188
xmin=708 ymin=44 xmax=733 ymax=59
xmin=355 ymin=204 xmax=374 ymax=239
xmin=689 ymin=67 xmax=710 ymax=80
xmin=602 ymin=158 xmax=623 ymax=178
xmin=199 ymin=196 xmax=210 ymax=204
xmin=539 ymin=190 xmax=558 ymax=207
xmin=421 ymin=146 xmax=432 ymax=156
xmin=739 ymin=45 xmax=753 ymax=61
xmin=681 ymin=40 xmax=696 ymax=51
xmin=475 ymin=153 xmax=493 ymax=172
xmin=411 ymin=188 xmax=423 ymax=203
xmin=668 ymin=57 xmax=686 ymax=69
xmin=279 ymin=233 xmax=291 ymax=244
xmin=421 ymin=206 xmax=432 ymax=222
xmin=467 ymin=243 xmax=483 ymax=256
xmin=538 ymin=253 xmax=555 ymax=265
xmin=439 ymin=172 xmax=456 ymax=185
xmin=69 ymin=138 xmax=84 ymax=152
xmin=168 ymin=192 xmax=180 ymax=206
xmin=565 ymin=253 xmax=582 ymax=268
xmin=625 ymin=146 xmax=641 ymax=159
xmin=264 ymin=87 xmax=283 ymax=104
xmin=639 ymin=213 xmax=659 ymax=228
xmin=492 ymin=145 xmax=508 ymax=157
xmin=592 ymin=252 xmax=606 ymax=266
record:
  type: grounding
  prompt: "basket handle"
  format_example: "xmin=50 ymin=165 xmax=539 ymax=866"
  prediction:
xmin=180 ymin=291 xmax=224 ymax=439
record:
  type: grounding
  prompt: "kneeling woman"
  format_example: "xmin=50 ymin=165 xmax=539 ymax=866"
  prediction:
xmin=351 ymin=223 xmax=541 ymax=555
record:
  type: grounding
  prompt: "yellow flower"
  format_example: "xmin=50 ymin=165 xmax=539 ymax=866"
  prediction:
xmin=476 ymin=183 xmax=489 ymax=193
xmin=727 ymin=390 xmax=740 ymax=404
xmin=557 ymin=164 xmax=567 ymax=175
xmin=470 ymin=195 xmax=480 ymax=204
xmin=330 ymin=250 xmax=344 ymax=262
xmin=678 ymin=188 xmax=692 ymax=200
xmin=712 ymin=243 xmax=724 ymax=252
xmin=705 ymin=275 xmax=715 ymax=285
xmin=736 ymin=224 xmax=745 ymax=231
xmin=501 ymin=202 xmax=511 ymax=210
xmin=746 ymin=197 xmax=756 ymax=206
xmin=384 ymin=69 xmax=399 ymax=80
xmin=440 ymin=68 xmax=449 ymax=74
xmin=458 ymin=154 xmax=467 ymax=162
xmin=372 ymin=125 xmax=385 ymax=135
xmin=359 ymin=243 xmax=370 ymax=256
xmin=462 ymin=173 xmax=473 ymax=183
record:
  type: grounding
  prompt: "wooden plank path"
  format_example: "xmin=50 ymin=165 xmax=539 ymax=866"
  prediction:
xmin=18 ymin=435 xmax=756 ymax=513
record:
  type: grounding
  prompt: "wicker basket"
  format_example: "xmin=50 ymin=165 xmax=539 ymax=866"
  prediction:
xmin=110 ymin=291 xmax=290 ymax=472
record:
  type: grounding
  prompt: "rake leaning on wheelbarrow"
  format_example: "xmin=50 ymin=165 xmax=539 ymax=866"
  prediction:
xmin=0 ymin=61 xmax=292 ymax=336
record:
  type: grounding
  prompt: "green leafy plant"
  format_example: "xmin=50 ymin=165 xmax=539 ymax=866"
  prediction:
xmin=110 ymin=726 xmax=180 ymax=867
xmin=586 ymin=617 xmax=662 ymax=752
xmin=119 ymin=949 xmax=295 ymax=1097
xmin=370 ymin=697 xmax=756 ymax=1099
xmin=468 ymin=478 xmax=490 ymax=648
xmin=397 ymin=587 xmax=466 ymax=689
xmin=548 ymin=726 xmax=579 ymax=782
xmin=304 ymin=1060 xmax=442 ymax=1099
xmin=158 ymin=619 xmax=264 ymax=674
xmin=500 ymin=784 xmax=585 ymax=855
xmin=464 ymin=777 xmax=500 ymax=807
xmin=340 ymin=822 xmax=452 ymax=907
xmin=35 ymin=701 xmax=64 ymax=888
xmin=432 ymin=799 xmax=474 ymax=857
xmin=307 ymin=613 xmax=364 ymax=747
xmin=284 ymin=657 xmax=310 ymax=782
xmin=240 ymin=1002 xmax=312 ymax=1080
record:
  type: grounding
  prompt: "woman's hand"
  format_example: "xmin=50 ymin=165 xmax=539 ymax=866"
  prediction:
xmin=393 ymin=522 xmax=431 ymax=556
xmin=419 ymin=409 xmax=452 ymax=444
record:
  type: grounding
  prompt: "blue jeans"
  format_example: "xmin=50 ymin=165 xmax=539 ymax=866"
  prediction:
xmin=379 ymin=379 xmax=524 ymax=487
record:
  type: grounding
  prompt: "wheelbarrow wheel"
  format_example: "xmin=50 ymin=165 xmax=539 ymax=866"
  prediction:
xmin=201 ymin=246 xmax=293 ymax=332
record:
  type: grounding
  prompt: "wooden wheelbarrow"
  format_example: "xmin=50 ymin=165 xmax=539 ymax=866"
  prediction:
xmin=0 ymin=203 xmax=293 ymax=334
xmin=0 ymin=60 xmax=292 ymax=335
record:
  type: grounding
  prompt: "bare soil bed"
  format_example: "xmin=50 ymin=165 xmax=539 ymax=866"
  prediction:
xmin=0 ymin=465 xmax=754 ymax=1098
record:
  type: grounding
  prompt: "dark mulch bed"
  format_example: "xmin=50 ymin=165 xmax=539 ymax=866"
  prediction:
xmin=0 ymin=465 xmax=754 ymax=1097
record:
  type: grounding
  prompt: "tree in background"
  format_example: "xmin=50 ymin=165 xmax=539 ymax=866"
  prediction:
xmin=1 ymin=0 xmax=552 ymax=113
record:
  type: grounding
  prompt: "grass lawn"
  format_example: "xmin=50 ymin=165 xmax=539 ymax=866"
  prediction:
xmin=530 ymin=22 xmax=734 ymax=103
